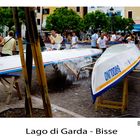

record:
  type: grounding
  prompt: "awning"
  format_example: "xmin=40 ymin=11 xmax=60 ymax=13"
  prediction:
xmin=132 ymin=24 xmax=140 ymax=32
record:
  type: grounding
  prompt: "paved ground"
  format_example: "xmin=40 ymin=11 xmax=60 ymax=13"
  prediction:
xmin=0 ymin=65 xmax=140 ymax=117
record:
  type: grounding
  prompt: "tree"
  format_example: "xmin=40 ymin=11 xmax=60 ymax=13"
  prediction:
xmin=0 ymin=7 xmax=25 ymax=33
xmin=46 ymin=8 xmax=84 ymax=33
xmin=94 ymin=10 xmax=109 ymax=31
xmin=83 ymin=11 xmax=95 ymax=31
xmin=0 ymin=7 xmax=13 ymax=31
xmin=83 ymin=10 xmax=134 ymax=33
xmin=107 ymin=15 xmax=134 ymax=32
xmin=120 ymin=18 xmax=134 ymax=32
xmin=83 ymin=10 xmax=109 ymax=32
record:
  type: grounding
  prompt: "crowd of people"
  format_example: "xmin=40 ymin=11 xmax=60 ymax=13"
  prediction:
xmin=42 ymin=29 xmax=140 ymax=52
xmin=0 ymin=29 xmax=140 ymax=57
xmin=0 ymin=31 xmax=16 ymax=56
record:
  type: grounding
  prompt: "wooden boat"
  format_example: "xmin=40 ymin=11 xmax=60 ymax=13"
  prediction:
xmin=0 ymin=48 xmax=102 ymax=74
xmin=91 ymin=43 xmax=140 ymax=102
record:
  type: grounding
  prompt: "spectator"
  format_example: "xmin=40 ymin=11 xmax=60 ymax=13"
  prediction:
xmin=97 ymin=32 xmax=108 ymax=52
xmin=71 ymin=31 xmax=79 ymax=49
xmin=126 ymin=36 xmax=135 ymax=44
xmin=61 ymin=32 xmax=67 ymax=50
xmin=49 ymin=30 xmax=63 ymax=50
xmin=91 ymin=30 xmax=99 ymax=48
xmin=110 ymin=31 xmax=117 ymax=41
xmin=0 ymin=30 xmax=16 ymax=56
xmin=79 ymin=30 xmax=86 ymax=41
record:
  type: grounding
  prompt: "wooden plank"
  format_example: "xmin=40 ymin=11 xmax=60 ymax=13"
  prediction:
xmin=12 ymin=8 xmax=33 ymax=116
xmin=15 ymin=80 xmax=22 ymax=100
xmin=122 ymin=77 xmax=128 ymax=112
xmin=95 ymin=77 xmax=128 ymax=113
xmin=25 ymin=8 xmax=52 ymax=117
xmin=102 ymin=100 xmax=122 ymax=105
xmin=63 ymin=63 xmax=78 ymax=77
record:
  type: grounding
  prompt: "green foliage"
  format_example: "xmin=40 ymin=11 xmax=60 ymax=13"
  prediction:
xmin=83 ymin=10 xmax=134 ymax=32
xmin=108 ymin=15 xmax=134 ymax=32
xmin=120 ymin=18 xmax=134 ymax=31
xmin=17 ymin=7 xmax=26 ymax=23
xmin=46 ymin=8 xmax=84 ymax=33
xmin=94 ymin=10 xmax=109 ymax=31
xmin=0 ymin=7 xmax=135 ymax=34
xmin=83 ymin=10 xmax=109 ymax=31
xmin=0 ymin=7 xmax=13 ymax=31
xmin=83 ymin=11 xmax=95 ymax=30
xmin=0 ymin=7 xmax=25 ymax=33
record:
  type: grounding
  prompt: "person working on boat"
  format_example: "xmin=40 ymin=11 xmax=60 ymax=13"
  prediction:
xmin=97 ymin=32 xmax=108 ymax=52
xmin=126 ymin=36 xmax=135 ymax=44
xmin=49 ymin=30 xmax=63 ymax=50
xmin=71 ymin=31 xmax=79 ymax=49
xmin=91 ymin=30 xmax=99 ymax=48
xmin=110 ymin=31 xmax=117 ymax=42
xmin=0 ymin=30 xmax=16 ymax=56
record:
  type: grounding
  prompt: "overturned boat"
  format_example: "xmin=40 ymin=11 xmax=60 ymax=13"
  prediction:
xmin=0 ymin=48 xmax=102 ymax=74
xmin=91 ymin=43 xmax=140 ymax=102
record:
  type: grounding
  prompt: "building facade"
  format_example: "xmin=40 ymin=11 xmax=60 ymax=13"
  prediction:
xmin=88 ymin=6 xmax=125 ymax=17
xmin=35 ymin=7 xmax=87 ymax=31
xmin=124 ymin=7 xmax=140 ymax=24
xmin=124 ymin=7 xmax=140 ymax=32
xmin=68 ymin=7 xmax=87 ymax=17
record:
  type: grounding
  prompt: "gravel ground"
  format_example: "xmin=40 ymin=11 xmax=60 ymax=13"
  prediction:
xmin=0 ymin=65 xmax=140 ymax=117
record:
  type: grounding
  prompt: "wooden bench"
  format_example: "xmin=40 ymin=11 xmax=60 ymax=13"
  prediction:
xmin=0 ymin=73 xmax=22 ymax=104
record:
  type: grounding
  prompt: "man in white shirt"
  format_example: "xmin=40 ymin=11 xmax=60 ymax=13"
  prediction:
xmin=0 ymin=30 xmax=16 ymax=56
xmin=97 ymin=33 xmax=108 ymax=52
xmin=49 ymin=30 xmax=63 ymax=50
xmin=71 ymin=32 xmax=79 ymax=49
xmin=127 ymin=36 xmax=135 ymax=44
xmin=110 ymin=32 xmax=117 ymax=42
xmin=91 ymin=30 xmax=99 ymax=48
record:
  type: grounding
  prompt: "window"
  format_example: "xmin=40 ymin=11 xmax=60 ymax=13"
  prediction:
xmin=97 ymin=6 xmax=104 ymax=8
xmin=43 ymin=8 xmax=50 ymax=14
xmin=128 ymin=11 xmax=132 ymax=18
xmin=83 ymin=7 xmax=87 ymax=16
xmin=116 ymin=11 xmax=121 ymax=16
xmin=37 ymin=19 xmax=40 ymax=25
xmin=76 ymin=7 xmax=80 ymax=12
xmin=37 ymin=7 xmax=40 ymax=13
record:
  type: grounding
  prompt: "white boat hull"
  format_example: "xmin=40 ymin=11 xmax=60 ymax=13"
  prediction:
xmin=0 ymin=48 xmax=102 ymax=74
xmin=91 ymin=44 xmax=140 ymax=101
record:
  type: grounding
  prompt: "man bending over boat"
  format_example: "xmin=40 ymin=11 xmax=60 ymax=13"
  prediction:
xmin=97 ymin=32 xmax=108 ymax=52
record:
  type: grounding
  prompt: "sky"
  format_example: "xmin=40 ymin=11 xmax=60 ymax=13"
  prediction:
xmin=0 ymin=0 xmax=140 ymax=7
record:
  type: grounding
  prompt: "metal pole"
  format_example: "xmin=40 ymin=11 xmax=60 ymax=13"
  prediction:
xmin=12 ymin=7 xmax=33 ymax=117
